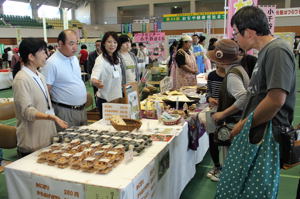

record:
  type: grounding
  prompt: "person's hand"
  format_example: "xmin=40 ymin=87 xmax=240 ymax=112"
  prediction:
xmin=93 ymin=79 xmax=104 ymax=89
xmin=208 ymin=98 xmax=218 ymax=106
xmin=230 ymin=119 xmax=246 ymax=138
xmin=212 ymin=111 xmax=225 ymax=122
xmin=53 ymin=116 xmax=68 ymax=129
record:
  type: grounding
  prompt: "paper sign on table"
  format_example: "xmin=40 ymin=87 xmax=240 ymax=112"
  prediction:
xmin=32 ymin=174 xmax=85 ymax=199
xmin=85 ymin=185 xmax=120 ymax=199
xmin=102 ymin=103 xmax=131 ymax=124
xmin=133 ymin=159 xmax=157 ymax=199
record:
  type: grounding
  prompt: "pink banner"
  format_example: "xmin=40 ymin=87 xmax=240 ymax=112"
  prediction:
xmin=133 ymin=32 xmax=166 ymax=62
xmin=227 ymin=0 xmax=258 ymax=38
xmin=259 ymin=5 xmax=276 ymax=34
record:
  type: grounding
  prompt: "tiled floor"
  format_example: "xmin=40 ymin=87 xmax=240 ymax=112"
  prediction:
xmin=0 ymin=63 xmax=299 ymax=199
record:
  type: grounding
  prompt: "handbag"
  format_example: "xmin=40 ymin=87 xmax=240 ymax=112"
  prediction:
xmin=215 ymin=112 xmax=280 ymax=199
xmin=279 ymin=127 xmax=300 ymax=169
xmin=214 ymin=122 xmax=235 ymax=146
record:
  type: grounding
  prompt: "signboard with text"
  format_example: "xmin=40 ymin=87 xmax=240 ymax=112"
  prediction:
xmin=32 ymin=175 xmax=85 ymax=199
xmin=102 ymin=103 xmax=131 ymax=124
xmin=276 ymin=7 xmax=300 ymax=16
xmin=259 ymin=5 xmax=276 ymax=34
xmin=163 ymin=11 xmax=225 ymax=22
xmin=227 ymin=0 xmax=258 ymax=38
xmin=133 ymin=32 xmax=166 ymax=63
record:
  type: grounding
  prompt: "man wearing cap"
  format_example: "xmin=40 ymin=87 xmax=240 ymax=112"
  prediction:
xmin=42 ymin=29 xmax=87 ymax=131
xmin=173 ymin=35 xmax=198 ymax=90
xmin=230 ymin=6 xmax=296 ymax=145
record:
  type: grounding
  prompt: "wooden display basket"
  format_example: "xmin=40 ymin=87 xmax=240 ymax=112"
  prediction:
xmin=110 ymin=119 xmax=142 ymax=132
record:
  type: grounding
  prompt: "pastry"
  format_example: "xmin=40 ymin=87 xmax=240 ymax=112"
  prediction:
xmin=110 ymin=115 xmax=126 ymax=125
xmin=56 ymin=153 xmax=72 ymax=168
xmin=81 ymin=157 xmax=96 ymax=172
xmin=70 ymin=138 xmax=81 ymax=147
xmin=50 ymin=143 xmax=61 ymax=151
xmin=37 ymin=149 xmax=51 ymax=163
xmin=47 ymin=150 xmax=63 ymax=166
xmin=94 ymin=158 xmax=112 ymax=174
xmin=70 ymin=152 xmax=84 ymax=170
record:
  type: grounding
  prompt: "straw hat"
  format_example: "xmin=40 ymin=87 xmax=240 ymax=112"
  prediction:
xmin=181 ymin=35 xmax=193 ymax=42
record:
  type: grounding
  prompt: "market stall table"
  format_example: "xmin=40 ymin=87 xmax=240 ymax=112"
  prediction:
xmin=0 ymin=69 xmax=12 ymax=90
xmin=5 ymin=119 xmax=209 ymax=199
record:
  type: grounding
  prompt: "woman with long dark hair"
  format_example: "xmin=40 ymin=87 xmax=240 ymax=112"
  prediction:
xmin=91 ymin=31 xmax=122 ymax=118
xmin=13 ymin=38 xmax=68 ymax=157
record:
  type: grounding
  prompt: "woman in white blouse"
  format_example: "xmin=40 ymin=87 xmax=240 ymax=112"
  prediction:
xmin=91 ymin=31 xmax=122 ymax=118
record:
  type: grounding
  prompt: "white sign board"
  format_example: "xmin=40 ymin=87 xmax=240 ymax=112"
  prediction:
xmin=102 ymin=103 xmax=131 ymax=124
xmin=160 ymin=76 xmax=173 ymax=94
xmin=32 ymin=174 xmax=85 ymax=199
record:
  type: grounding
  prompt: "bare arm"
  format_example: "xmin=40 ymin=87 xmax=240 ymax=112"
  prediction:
xmin=91 ymin=78 xmax=104 ymax=89
xmin=35 ymin=112 xmax=68 ymax=129
xmin=212 ymin=104 xmax=240 ymax=122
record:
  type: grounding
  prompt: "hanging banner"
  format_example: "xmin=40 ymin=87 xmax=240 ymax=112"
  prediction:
xmin=133 ymin=32 xmax=166 ymax=62
xmin=146 ymin=23 xmax=151 ymax=33
xmin=157 ymin=20 xmax=162 ymax=32
xmin=276 ymin=7 xmax=300 ymax=17
xmin=142 ymin=23 xmax=146 ymax=33
xmin=122 ymin=24 xmax=132 ymax=34
xmin=153 ymin=22 xmax=158 ymax=32
xmin=16 ymin=29 xmax=22 ymax=44
xmin=227 ymin=0 xmax=258 ymax=38
xmin=259 ymin=5 xmax=276 ymax=34
xmin=163 ymin=11 xmax=225 ymax=22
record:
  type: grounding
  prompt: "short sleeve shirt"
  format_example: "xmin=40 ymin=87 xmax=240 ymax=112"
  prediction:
xmin=175 ymin=50 xmax=190 ymax=67
xmin=79 ymin=49 xmax=88 ymax=65
xmin=42 ymin=50 xmax=87 ymax=106
xmin=242 ymin=38 xmax=296 ymax=127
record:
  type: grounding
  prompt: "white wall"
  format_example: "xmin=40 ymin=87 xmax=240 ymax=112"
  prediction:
xmin=75 ymin=3 xmax=91 ymax=24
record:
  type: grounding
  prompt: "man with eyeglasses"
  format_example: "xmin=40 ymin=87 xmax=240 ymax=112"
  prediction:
xmin=42 ymin=29 xmax=87 ymax=131
xmin=230 ymin=6 xmax=296 ymax=145
xmin=214 ymin=6 xmax=296 ymax=199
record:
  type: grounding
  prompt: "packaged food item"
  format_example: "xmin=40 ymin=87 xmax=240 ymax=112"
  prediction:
xmin=70 ymin=139 xmax=81 ymax=147
xmin=93 ymin=150 xmax=105 ymax=159
xmin=47 ymin=150 xmax=63 ymax=166
xmin=69 ymin=145 xmax=82 ymax=154
xmin=94 ymin=158 xmax=112 ymax=174
xmin=106 ymin=151 xmax=119 ymax=162
xmin=70 ymin=152 xmax=84 ymax=170
xmin=113 ymin=145 xmax=125 ymax=153
xmin=90 ymin=142 xmax=101 ymax=150
xmin=101 ymin=144 xmax=113 ymax=152
xmin=81 ymin=157 xmax=96 ymax=172
xmin=50 ymin=143 xmax=61 ymax=151
xmin=56 ymin=153 xmax=72 ymax=168
xmin=37 ymin=148 xmax=52 ymax=163
xmin=82 ymin=148 xmax=93 ymax=157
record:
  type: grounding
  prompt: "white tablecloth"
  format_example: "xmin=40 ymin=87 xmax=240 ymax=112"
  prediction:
xmin=0 ymin=71 xmax=12 ymax=89
xmin=5 ymin=119 xmax=209 ymax=199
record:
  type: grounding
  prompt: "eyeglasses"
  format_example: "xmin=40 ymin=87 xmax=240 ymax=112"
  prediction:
xmin=232 ymin=31 xmax=240 ymax=38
